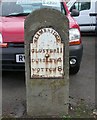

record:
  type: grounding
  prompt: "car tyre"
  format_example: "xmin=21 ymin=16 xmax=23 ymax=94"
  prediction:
xmin=70 ymin=65 xmax=80 ymax=75
xmin=95 ymin=27 xmax=97 ymax=36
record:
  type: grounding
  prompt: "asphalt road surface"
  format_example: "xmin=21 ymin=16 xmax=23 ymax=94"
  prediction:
xmin=1 ymin=35 xmax=96 ymax=117
xmin=70 ymin=35 xmax=95 ymax=108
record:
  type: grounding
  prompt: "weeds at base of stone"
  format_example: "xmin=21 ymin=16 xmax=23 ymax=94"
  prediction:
xmin=67 ymin=101 xmax=96 ymax=118
xmin=2 ymin=101 xmax=97 ymax=119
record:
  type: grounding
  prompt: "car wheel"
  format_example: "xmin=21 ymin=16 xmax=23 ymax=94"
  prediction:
xmin=95 ymin=27 xmax=97 ymax=35
xmin=70 ymin=65 xmax=80 ymax=75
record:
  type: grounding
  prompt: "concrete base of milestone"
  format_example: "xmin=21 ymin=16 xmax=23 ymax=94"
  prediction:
xmin=26 ymin=79 xmax=69 ymax=117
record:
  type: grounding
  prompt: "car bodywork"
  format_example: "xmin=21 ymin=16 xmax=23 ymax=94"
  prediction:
xmin=67 ymin=0 xmax=97 ymax=32
xmin=0 ymin=1 xmax=83 ymax=74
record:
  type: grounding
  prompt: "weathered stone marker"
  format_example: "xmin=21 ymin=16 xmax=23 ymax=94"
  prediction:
xmin=24 ymin=8 xmax=69 ymax=117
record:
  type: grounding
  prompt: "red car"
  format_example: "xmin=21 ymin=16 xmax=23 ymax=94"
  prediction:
xmin=0 ymin=1 xmax=83 ymax=74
